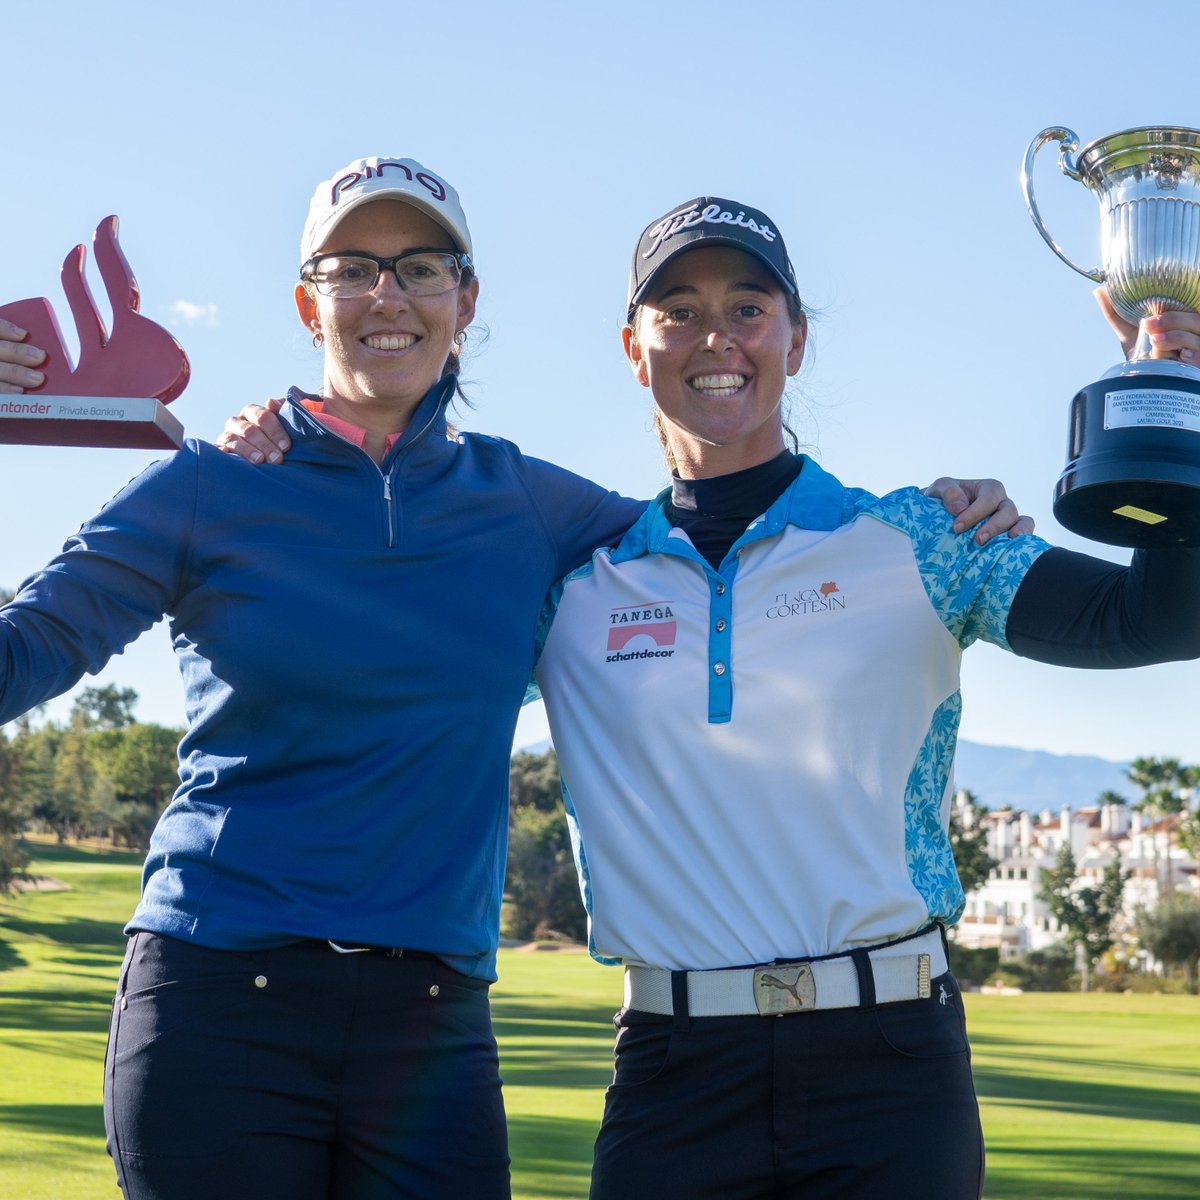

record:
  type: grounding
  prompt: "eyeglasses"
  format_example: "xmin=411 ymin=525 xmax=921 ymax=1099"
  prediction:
xmin=300 ymin=250 xmax=473 ymax=298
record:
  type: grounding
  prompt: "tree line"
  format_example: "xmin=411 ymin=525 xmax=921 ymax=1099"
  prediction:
xmin=3 ymin=702 xmax=1198 ymax=991
xmin=0 ymin=685 xmax=182 ymax=889
xmin=1 ymin=725 xmax=586 ymax=941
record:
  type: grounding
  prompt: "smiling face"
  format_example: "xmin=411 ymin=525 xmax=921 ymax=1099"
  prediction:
xmin=622 ymin=245 xmax=806 ymax=479
xmin=295 ymin=198 xmax=478 ymax=431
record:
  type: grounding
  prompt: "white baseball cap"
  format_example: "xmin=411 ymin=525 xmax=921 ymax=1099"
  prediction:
xmin=300 ymin=156 xmax=473 ymax=264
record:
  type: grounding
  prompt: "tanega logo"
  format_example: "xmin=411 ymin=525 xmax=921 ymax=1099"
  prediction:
xmin=765 ymin=581 xmax=846 ymax=619
xmin=642 ymin=203 xmax=778 ymax=258
xmin=605 ymin=601 xmax=677 ymax=662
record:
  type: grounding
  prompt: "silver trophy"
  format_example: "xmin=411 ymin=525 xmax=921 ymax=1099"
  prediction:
xmin=1022 ymin=125 xmax=1200 ymax=546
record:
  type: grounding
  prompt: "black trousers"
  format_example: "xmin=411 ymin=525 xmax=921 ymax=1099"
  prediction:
xmin=590 ymin=971 xmax=984 ymax=1200
xmin=103 ymin=933 xmax=510 ymax=1200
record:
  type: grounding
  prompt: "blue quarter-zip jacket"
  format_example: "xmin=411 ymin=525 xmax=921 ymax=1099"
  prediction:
xmin=0 ymin=377 xmax=643 ymax=979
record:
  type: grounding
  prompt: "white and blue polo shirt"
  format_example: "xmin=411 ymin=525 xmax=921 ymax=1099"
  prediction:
xmin=532 ymin=457 xmax=1051 ymax=972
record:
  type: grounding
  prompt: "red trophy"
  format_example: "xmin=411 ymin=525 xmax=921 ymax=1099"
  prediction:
xmin=0 ymin=217 xmax=190 ymax=448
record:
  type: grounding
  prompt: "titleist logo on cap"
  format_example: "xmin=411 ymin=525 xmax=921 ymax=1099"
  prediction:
xmin=329 ymin=160 xmax=449 ymax=207
xmin=642 ymin=203 xmax=779 ymax=259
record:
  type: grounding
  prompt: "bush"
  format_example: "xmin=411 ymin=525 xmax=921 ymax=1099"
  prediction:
xmin=947 ymin=943 xmax=999 ymax=989
xmin=1137 ymin=897 xmax=1200 ymax=994
xmin=987 ymin=946 xmax=1074 ymax=992
xmin=1089 ymin=971 xmax=1188 ymax=995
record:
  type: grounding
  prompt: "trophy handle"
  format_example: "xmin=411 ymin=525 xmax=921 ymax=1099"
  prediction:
xmin=1021 ymin=127 xmax=1106 ymax=282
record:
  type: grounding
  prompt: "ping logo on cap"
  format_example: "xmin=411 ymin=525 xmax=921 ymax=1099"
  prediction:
xmin=329 ymin=161 xmax=448 ymax=207
xmin=301 ymin=155 xmax=473 ymax=263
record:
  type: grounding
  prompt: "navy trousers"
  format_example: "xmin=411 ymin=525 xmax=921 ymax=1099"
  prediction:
xmin=103 ymin=933 xmax=510 ymax=1200
xmin=590 ymin=972 xmax=984 ymax=1200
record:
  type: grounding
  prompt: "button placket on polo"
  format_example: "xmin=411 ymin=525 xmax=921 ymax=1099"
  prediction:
xmin=707 ymin=575 xmax=734 ymax=723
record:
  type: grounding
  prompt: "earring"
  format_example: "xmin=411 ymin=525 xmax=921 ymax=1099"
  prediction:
xmin=312 ymin=330 xmax=324 ymax=347
xmin=455 ymin=330 xmax=467 ymax=346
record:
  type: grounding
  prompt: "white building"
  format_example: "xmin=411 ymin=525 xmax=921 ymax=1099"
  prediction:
xmin=952 ymin=791 xmax=1198 ymax=958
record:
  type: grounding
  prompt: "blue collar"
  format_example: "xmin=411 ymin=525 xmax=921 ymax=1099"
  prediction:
xmin=612 ymin=454 xmax=850 ymax=565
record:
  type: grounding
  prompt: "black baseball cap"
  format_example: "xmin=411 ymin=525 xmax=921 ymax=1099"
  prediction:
xmin=627 ymin=197 xmax=799 ymax=319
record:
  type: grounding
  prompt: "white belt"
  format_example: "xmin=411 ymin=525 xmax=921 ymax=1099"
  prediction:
xmin=623 ymin=928 xmax=947 ymax=1017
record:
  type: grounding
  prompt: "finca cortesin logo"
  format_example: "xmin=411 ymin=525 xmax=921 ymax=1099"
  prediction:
xmin=605 ymin=602 xmax=677 ymax=663
xmin=765 ymin=581 xmax=845 ymax=619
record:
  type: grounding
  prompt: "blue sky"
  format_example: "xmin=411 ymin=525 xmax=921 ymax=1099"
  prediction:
xmin=5 ymin=1 xmax=1200 ymax=767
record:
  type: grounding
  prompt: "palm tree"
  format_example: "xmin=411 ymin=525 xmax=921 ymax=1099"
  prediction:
xmin=1127 ymin=757 xmax=1186 ymax=898
xmin=1177 ymin=765 xmax=1200 ymax=866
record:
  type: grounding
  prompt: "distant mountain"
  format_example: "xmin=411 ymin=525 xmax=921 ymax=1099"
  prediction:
xmin=515 ymin=737 xmax=1132 ymax=814
xmin=952 ymin=740 xmax=1131 ymax=813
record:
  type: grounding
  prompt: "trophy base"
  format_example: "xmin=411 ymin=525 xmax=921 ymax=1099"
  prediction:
xmin=0 ymin=395 xmax=183 ymax=449
xmin=1054 ymin=366 xmax=1200 ymax=547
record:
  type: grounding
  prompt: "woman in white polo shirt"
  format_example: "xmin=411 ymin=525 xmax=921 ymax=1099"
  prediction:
xmin=526 ymin=197 xmax=1200 ymax=1200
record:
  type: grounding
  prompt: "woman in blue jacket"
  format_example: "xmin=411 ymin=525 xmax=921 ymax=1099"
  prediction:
xmin=0 ymin=156 xmax=648 ymax=1200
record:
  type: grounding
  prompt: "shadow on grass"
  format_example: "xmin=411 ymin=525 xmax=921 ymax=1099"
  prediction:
xmin=494 ymin=1003 xmax=614 ymax=1089
xmin=501 ymin=1056 xmax=613 ymax=1091
xmin=507 ymin=1112 xmax=595 ymax=1195
xmin=986 ymin=1143 xmax=1200 ymax=1199
xmin=493 ymin=1003 xmax=613 ymax=1030
xmin=971 ymin=1032 xmax=1200 ymax=1082
xmin=21 ymin=842 xmax=143 ymax=870
xmin=0 ymin=990 xmax=112 ymax=1032
xmin=494 ymin=1003 xmax=609 ymax=1022
xmin=0 ymin=1101 xmax=104 ymax=1140
xmin=974 ymin=1062 xmax=1200 ymax=1126
xmin=1 ymin=1033 xmax=107 ymax=1067
xmin=1 ymin=913 xmax=125 ymax=951
xmin=495 ymin=1018 xmax=611 ymax=1044
xmin=0 ymin=940 xmax=26 ymax=973
xmin=46 ymin=959 xmax=125 ymax=981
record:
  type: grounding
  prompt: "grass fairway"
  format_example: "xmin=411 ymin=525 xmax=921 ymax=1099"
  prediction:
xmin=0 ymin=840 xmax=145 ymax=1198
xmin=1 ymin=840 xmax=1197 ymax=1199
xmin=967 ymin=991 xmax=1200 ymax=1199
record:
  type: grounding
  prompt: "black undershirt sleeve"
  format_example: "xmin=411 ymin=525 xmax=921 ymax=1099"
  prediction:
xmin=1005 ymin=546 xmax=1200 ymax=668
